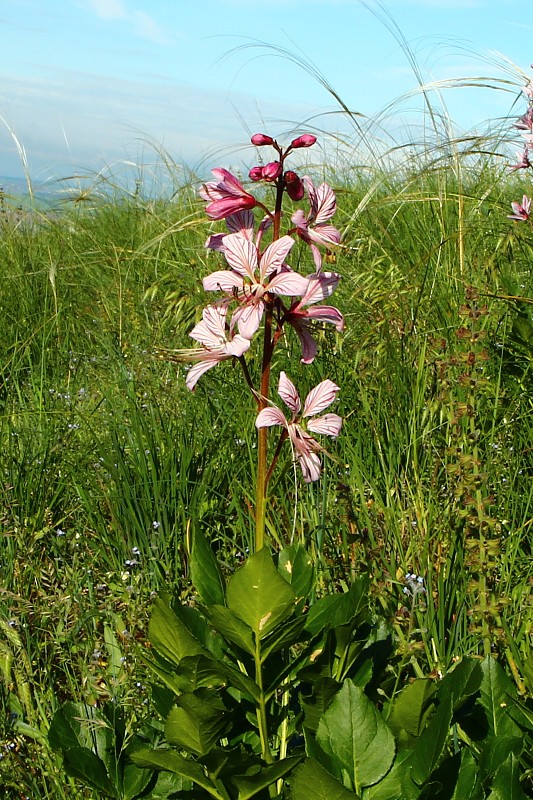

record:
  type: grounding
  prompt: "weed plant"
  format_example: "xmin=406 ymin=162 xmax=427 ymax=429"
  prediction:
xmin=0 ymin=97 xmax=532 ymax=796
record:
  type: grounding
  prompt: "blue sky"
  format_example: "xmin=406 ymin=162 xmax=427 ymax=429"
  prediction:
xmin=0 ymin=0 xmax=531 ymax=182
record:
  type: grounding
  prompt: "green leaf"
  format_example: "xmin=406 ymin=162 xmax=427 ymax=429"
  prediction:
xmin=190 ymin=528 xmax=226 ymax=607
xmin=409 ymin=696 xmax=452 ymax=786
xmin=387 ymin=679 xmax=435 ymax=739
xmin=450 ymin=750 xmax=482 ymax=800
xmin=305 ymin=578 xmax=369 ymax=637
xmin=292 ymin=757 xmax=359 ymax=800
xmin=478 ymin=656 xmax=521 ymax=740
xmin=436 ymin=657 xmax=482 ymax=712
xmin=226 ymin=548 xmax=295 ymax=640
xmin=148 ymin=597 xmax=208 ymax=666
xmin=232 ymin=756 xmax=302 ymax=799
xmin=123 ymin=762 xmax=153 ymax=800
xmin=278 ymin=545 xmax=315 ymax=608
xmin=363 ymin=750 xmax=419 ymax=800
xmin=487 ymin=753 xmax=529 ymax=800
xmin=165 ymin=693 xmax=230 ymax=756
xmin=316 ymin=680 xmax=395 ymax=793
xmin=209 ymin=605 xmax=255 ymax=655
xmin=261 ymin=615 xmax=307 ymax=661
xmin=131 ymin=749 xmax=221 ymax=798
xmin=61 ymin=747 xmax=119 ymax=798
xmin=301 ymin=677 xmax=341 ymax=733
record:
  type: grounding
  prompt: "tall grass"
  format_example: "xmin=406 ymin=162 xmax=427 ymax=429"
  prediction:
xmin=1 ymin=92 xmax=532 ymax=794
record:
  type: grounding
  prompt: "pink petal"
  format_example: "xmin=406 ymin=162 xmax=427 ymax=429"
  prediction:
xmin=307 ymin=413 xmax=343 ymax=437
xmin=291 ymin=320 xmax=318 ymax=364
xmin=203 ymin=270 xmax=244 ymax=293
xmin=189 ymin=306 xmax=226 ymax=347
xmin=256 ymin=406 xmax=288 ymax=429
xmin=278 ymin=372 xmax=301 ymax=414
xmin=314 ymin=183 xmax=337 ymax=225
xmin=227 ymin=210 xmax=255 ymax=239
xmin=223 ymin=234 xmax=258 ymax=279
xmin=259 ymin=235 xmax=294 ymax=278
xmin=306 ymin=224 xmax=341 ymax=248
xmin=233 ymin=301 xmax=264 ymax=339
xmin=298 ymin=449 xmax=322 ymax=483
xmin=304 ymin=305 xmax=345 ymax=332
xmin=185 ymin=358 xmax=220 ymax=391
xmin=303 ymin=379 xmax=340 ymax=418
xmin=268 ymin=270 xmax=309 ymax=297
xmin=301 ymin=272 xmax=340 ymax=306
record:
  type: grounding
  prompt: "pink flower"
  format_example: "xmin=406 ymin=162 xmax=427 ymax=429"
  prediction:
xmin=284 ymin=272 xmax=345 ymax=363
xmin=203 ymin=233 xmax=309 ymax=339
xmin=181 ymin=306 xmax=251 ymax=391
xmin=200 ymin=168 xmax=257 ymax=220
xmin=291 ymin=177 xmax=341 ymax=271
xmin=256 ymin=372 xmax=342 ymax=483
xmin=508 ymin=195 xmax=531 ymax=221
xmin=205 ymin=210 xmax=272 ymax=253
xmin=291 ymin=134 xmax=317 ymax=149
xmin=509 ymin=148 xmax=531 ymax=171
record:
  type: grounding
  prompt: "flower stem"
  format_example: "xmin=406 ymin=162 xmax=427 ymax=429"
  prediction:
xmin=255 ymin=302 xmax=273 ymax=552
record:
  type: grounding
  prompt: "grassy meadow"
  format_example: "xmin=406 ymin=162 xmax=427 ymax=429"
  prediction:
xmin=0 ymin=124 xmax=532 ymax=796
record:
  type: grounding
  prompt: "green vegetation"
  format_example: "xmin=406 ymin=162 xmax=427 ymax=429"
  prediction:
xmin=0 ymin=134 xmax=531 ymax=797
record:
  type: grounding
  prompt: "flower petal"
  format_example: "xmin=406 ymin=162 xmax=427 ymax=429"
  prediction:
xmin=302 ymin=379 xmax=340 ymax=418
xmin=203 ymin=270 xmax=244 ymax=293
xmin=300 ymin=272 xmax=340 ymax=305
xmin=223 ymin=234 xmax=258 ymax=279
xmin=256 ymin=406 xmax=288 ymax=429
xmin=307 ymin=413 xmax=343 ymax=437
xmin=268 ymin=270 xmax=309 ymax=297
xmin=304 ymin=305 xmax=345 ymax=332
xmin=233 ymin=301 xmax=264 ymax=339
xmin=278 ymin=372 xmax=301 ymax=414
xmin=260 ymin=235 xmax=295 ymax=278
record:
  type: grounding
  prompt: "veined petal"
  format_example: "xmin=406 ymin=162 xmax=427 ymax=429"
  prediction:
xmin=301 ymin=272 xmax=340 ymax=305
xmin=268 ymin=270 xmax=309 ymax=297
xmin=256 ymin=406 xmax=288 ymax=429
xmin=278 ymin=372 xmax=301 ymax=414
xmin=305 ymin=305 xmax=345 ymax=331
xmin=233 ymin=301 xmax=264 ymax=339
xmin=314 ymin=183 xmax=337 ymax=224
xmin=223 ymin=233 xmax=258 ymax=279
xmin=186 ymin=358 xmax=221 ymax=391
xmin=260 ymin=235 xmax=295 ymax=278
xmin=203 ymin=270 xmax=244 ymax=293
xmin=298 ymin=449 xmax=322 ymax=483
xmin=306 ymin=224 xmax=341 ymax=248
xmin=226 ymin=210 xmax=255 ymax=238
xmin=291 ymin=320 xmax=318 ymax=364
xmin=303 ymin=379 xmax=340 ymax=417
xmin=225 ymin=334 xmax=252 ymax=358
xmin=307 ymin=413 xmax=343 ymax=437
xmin=291 ymin=208 xmax=308 ymax=233
xmin=189 ymin=305 xmax=226 ymax=347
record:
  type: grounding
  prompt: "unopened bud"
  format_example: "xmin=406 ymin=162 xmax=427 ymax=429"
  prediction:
xmin=291 ymin=134 xmax=317 ymax=149
xmin=262 ymin=161 xmax=282 ymax=182
xmin=251 ymin=133 xmax=274 ymax=146
xmin=284 ymin=170 xmax=304 ymax=201
xmin=249 ymin=166 xmax=263 ymax=182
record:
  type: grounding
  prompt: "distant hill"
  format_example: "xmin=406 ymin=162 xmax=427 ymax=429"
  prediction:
xmin=0 ymin=176 xmax=63 ymax=211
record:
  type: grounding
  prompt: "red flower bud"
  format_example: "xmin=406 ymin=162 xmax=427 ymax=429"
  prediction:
xmin=262 ymin=161 xmax=282 ymax=182
xmin=251 ymin=133 xmax=275 ymax=146
xmin=249 ymin=166 xmax=263 ymax=182
xmin=284 ymin=170 xmax=304 ymax=201
xmin=291 ymin=134 xmax=317 ymax=149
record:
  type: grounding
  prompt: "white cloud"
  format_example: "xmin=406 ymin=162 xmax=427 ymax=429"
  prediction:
xmin=85 ymin=0 xmax=170 ymax=44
